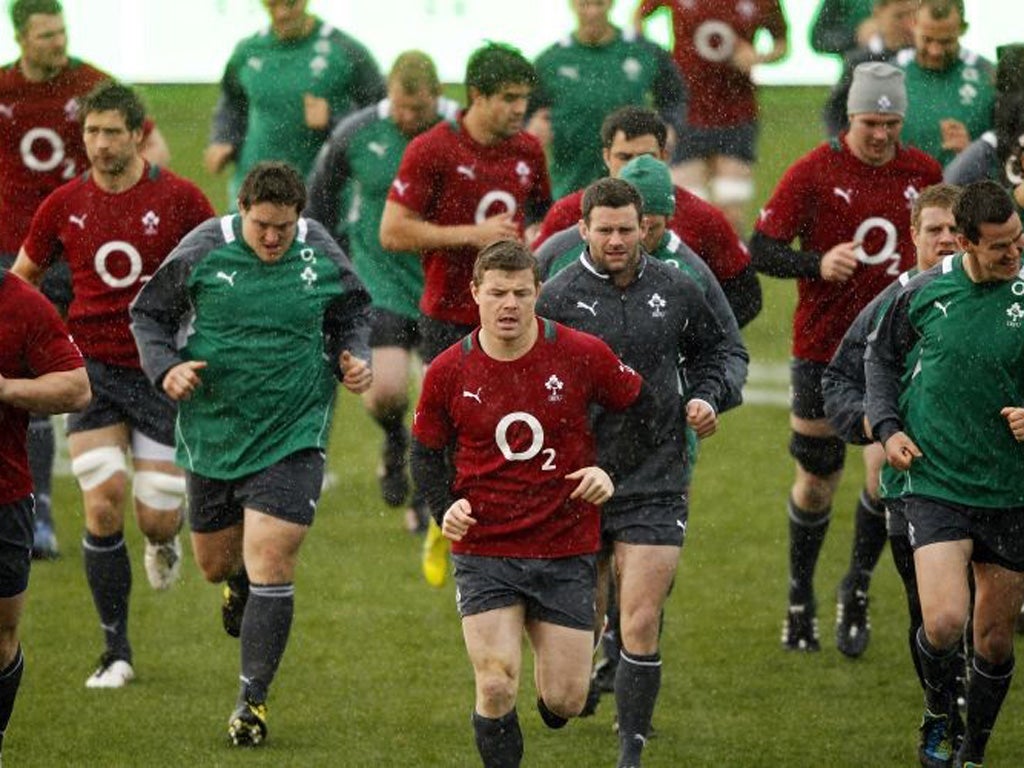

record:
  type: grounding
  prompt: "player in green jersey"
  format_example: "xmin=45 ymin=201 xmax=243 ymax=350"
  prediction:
xmin=866 ymin=180 xmax=1024 ymax=768
xmin=527 ymin=0 xmax=686 ymax=199
xmin=810 ymin=0 xmax=876 ymax=55
xmin=895 ymin=0 xmax=996 ymax=168
xmin=205 ymin=0 xmax=384 ymax=207
xmin=307 ymin=51 xmax=458 ymax=532
xmin=130 ymin=161 xmax=373 ymax=747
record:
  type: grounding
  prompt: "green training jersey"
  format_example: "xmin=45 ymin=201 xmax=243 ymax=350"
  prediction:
xmin=533 ymin=28 xmax=680 ymax=198
xmin=895 ymin=48 xmax=996 ymax=168
xmin=869 ymin=254 xmax=1024 ymax=507
xmin=131 ymin=215 xmax=371 ymax=480
xmin=214 ymin=19 xmax=383 ymax=202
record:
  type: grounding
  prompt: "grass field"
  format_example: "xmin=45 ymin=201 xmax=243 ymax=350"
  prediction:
xmin=10 ymin=85 xmax=1024 ymax=767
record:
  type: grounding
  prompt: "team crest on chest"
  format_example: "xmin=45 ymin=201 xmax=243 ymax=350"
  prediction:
xmin=141 ymin=210 xmax=160 ymax=235
xmin=309 ymin=55 xmax=328 ymax=77
xmin=648 ymin=292 xmax=667 ymax=318
xmin=545 ymin=374 xmax=564 ymax=402
xmin=622 ymin=58 xmax=642 ymax=81
xmin=64 ymin=98 xmax=79 ymax=122
xmin=904 ymin=185 xmax=920 ymax=208
xmin=737 ymin=0 xmax=756 ymax=18
xmin=0 ymin=104 xmax=13 ymax=119
xmin=1006 ymin=302 xmax=1024 ymax=328
xmin=515 ymin=161 xmax=532 ymax=186
xmin=315 ymin=40 xmax=331 ymax=55
xmin=959 ymin=82 xmax=978 ymax=106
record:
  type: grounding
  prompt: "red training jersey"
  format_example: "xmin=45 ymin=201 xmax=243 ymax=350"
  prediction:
xmin=388 ymin=114 xmax=551 ymax=325
xmin=534 ymin=184 xmax=750 ymax=281
xmin=0 ymin=59 xmax=109 ymax=255
xmin=0 ymin=271 xmax=84 ymax=504
xmin=22 ymin=165 xmax=215 ymax=368
xmin=413 ymin=318 xmax=642 ymax=558
xmin=754 ymin=137 xmax=942 ymax=363
xmin=638 ymin=0 xmax=787 ymax=127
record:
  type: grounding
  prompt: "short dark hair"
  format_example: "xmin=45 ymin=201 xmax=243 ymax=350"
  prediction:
xmin=79 ymin=81 xmax=145 ymax=132
xmin=465 ymin=42 xmax=535 ymax=99
xmin=237 ymin=161 xmax=307 ymax=213
xmin=472 ymin=240 xmax=538 ymax=285
xmin=581 ymin=177 xmax=644 ymax=224
xmin=954 ymin=180 xmax=1015 ymax=244
xmin=600 ymin=106 xmax=667 ymax=150
xmin=918 ymin=0 xmax=966 ymax=25
xmin=11 ymin=0 xmax=62 ymax=34
xmin=911 ymin=183 xmax=961 ymax=231
xmin=389 ymin=50 xmax=441 ymax=95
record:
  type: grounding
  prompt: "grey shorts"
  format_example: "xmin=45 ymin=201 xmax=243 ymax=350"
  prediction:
xmin=0 ymin=496 xmax=34 ymax=597
xmin=187 ymin=449 xmax=325 ymax=533
xmin=369 ymin=307 xmax=421 ymax=351
xmin=452 ymin=553 xmax=597 ymax=630
xmin=790 ymin=357 xmax=828 ymax=420
xmin=673 ymin=121 xmax=758 ymax=164
xmin=903 ymin=495 xmax=1024 ymax=572
xmin=602 ymin=495 xmax=688 ymax=550
xmin=419 ymin=316 xmax=474 ymax=364
xmin=66 ymin=358 xmax=176 ymax=446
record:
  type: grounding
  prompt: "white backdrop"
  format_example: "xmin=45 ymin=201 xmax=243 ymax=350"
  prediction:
xmin=0 ymin=1 xmax=1013 ymax=85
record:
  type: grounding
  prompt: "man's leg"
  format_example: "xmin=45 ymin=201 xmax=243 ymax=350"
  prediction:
xmin=27 ymin=415 xmax=58 ymax=559
xmin=784 ymin=414 xmax=844 ymax=652
xmin=612 ymin=542 xmax=680 ymax=768
xmin=709 ymin=155 xmax=755 ymax=237
xmin=69 ymin=424 xmax=136 ymax=687
xmin=0 ymin=497 xmax=32 ymax=756
xmin=131 ymin=431 xmax=185 ymax=591
xmin=914 ymin=539 xmax=972 ymax=767
xmin=956 ymin=561 xmax=1024 ymax=765
xmin=0 ymin=593 xmax=25 ymax=759
xmin=464 ymin=605 xmax=527 ymax=768
xmin=364 ymin=345 xmax=414 ymax=513
xmin=835 ymin=443 xmax=888 ymax=657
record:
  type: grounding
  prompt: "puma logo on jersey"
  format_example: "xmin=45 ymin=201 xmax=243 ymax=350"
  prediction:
xmin=933 ymin=300 xmax=951 ymax=318
xmin=456 ymin=165 xmax=476 ymax=180
xmin=68 ymin=214 xmax=87 ymax=229
xmin=576 ymin=300 xmax=598 ymax=316
xmin=216 ymin=271 xmax=237 ymax=286
xmin=462 ymin=388 xmax=482 ymax=403
xmin=392 ymin=179 xmax=410 ymax=196
xmin=368 ymin=141 xmax=387 ymax=158
xmin=833 ymin=187 xmax=853 ymax=204
xmin=0 ymin=104 xmax=12 ymax=119
xmin=557 ymin=66 xmax=579 ymax=80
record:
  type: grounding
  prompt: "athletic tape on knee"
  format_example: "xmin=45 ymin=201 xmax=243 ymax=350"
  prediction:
xmin=70 ymin=446 xmax=127 ymax=491
xmin=133 ymin=471 xmax=186 ymax=511
xmin=710 ymin=176 xmax=754 ymax=205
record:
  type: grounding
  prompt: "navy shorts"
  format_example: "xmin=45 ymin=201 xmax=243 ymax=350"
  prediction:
xmin=452 ymin=553 xmax=597 ymax=630
xmin=66 ymin=358 xmax=176 ymax=446
xmin=885 ymin=497 xmax=909 ymax=539
xmin=602 ymin=495 xmax=689 ymax=550
xmin=790 ymin=357 xmax=829 ymax=420
xmin=419 ymin=316 xmax=474 ymax=364
xmin=369 ymin=307 xmax=421 ymax=351
xmin=673 ymin=121 xmax=758 ymax=164
xmin=187 ymin=449 xmax=325 ymax=533
xmin=0 ymin=496 xmax=34 ymax=597
xmin=903 ymin=495 xmax=1024 ymax=572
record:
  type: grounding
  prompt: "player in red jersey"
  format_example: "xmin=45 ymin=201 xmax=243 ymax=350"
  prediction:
xmin=0 ymin=0 xmax=168 ymax=558
xmin=0 ymin=268 xmax=89 ymax=763
xmin=749 ymin=62 xmax=942 ymax=653
xmin=634 ymin=0 xmax=788 ymax=234
xmin=533 ymin=105 xmax=760 ymax=327
xmin=411 ymin=241 xmax=655 ymax=768
xmin=380 ymin=42 xmax=552 ymax=586
xmin=12 ymin=82 xmax=214 ymax=689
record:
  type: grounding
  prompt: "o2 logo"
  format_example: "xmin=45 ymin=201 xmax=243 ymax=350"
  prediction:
xmin=475 ymin=190 xmax=517 ymax=224
xmin=693 ymin=20 xmax=737 ymax=63
xmin=94 ymin=241 xmax=144 ymax=288
xmin=20 ymin=128 xmax=76 ymax=179
xmin=853 ymin=217 xmax=901 ymax=276
xmin=495 ymin=411 xmax=556 ymax=471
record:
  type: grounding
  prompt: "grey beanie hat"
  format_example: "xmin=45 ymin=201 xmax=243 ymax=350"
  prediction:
xmin=847 ymin=61 xmax=907 ymax=117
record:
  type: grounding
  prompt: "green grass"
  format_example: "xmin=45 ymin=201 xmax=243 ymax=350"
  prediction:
xmin=10 ymin=85 xmax=1024 ymax=766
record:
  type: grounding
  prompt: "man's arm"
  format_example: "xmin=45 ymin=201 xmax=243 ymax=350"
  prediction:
xmin=648 ymin=42 xmax=688 ymax=140
xmin=306 ymin=115 xmax=358 ymax=238
xmin=379 ymin=200 xmax=519 ymax=253
xmin=718 ymin=264 xmax=762 ymax=328
xmin=0 ymin=368 xmax=89 ymax=414
xmin=10 ymin=248 xmax=47 ymax=287
xmin=748 ymin=231 xmax=821 ymax=278
xmin=410 ymin=438 xmax=456 ymax=527
xmin=864 ymin=286 xmax=919 ymax=448
xmin=676 ymin=283 xmax=732 ymax=415
xmin=810 ymin=0 xmax=859 ymax=55
xmin=205 ymin=56 xmax=247 ymax=175
xmin=140 ymin=126 xmax=171 ymax=167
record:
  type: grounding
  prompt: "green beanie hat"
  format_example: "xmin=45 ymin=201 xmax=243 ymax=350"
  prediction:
xmin=619 ymin=155 xmax=676 ymax=215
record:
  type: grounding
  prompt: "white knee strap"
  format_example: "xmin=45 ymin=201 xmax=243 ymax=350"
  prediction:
xmin=710 ymin=175 xmax=754 ymax=205
xmin=133 ymin=471 xmax=186 ymax=511
xmin=71 ymin=446 xmax=127 ymax=491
